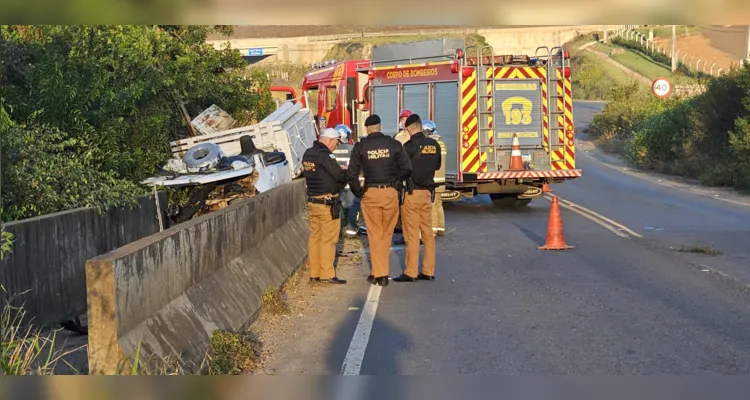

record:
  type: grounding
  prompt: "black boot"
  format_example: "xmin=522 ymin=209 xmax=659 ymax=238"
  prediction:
xmin=393 ymin=274 xmax=416 ymax=282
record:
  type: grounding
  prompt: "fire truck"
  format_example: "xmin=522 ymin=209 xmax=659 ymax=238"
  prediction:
xmin=298 ymin=38 xmax=581 ymax=206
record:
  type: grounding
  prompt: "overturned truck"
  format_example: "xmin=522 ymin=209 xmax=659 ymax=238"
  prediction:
xmin=142 ymin=101 xmax=317 ymax=224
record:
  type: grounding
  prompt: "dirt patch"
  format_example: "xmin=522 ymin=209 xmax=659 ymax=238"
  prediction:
xmin=248 ymin=235 xmax=369 ymax=375
xmin=651 ymin=30 xmax=745 ymax=71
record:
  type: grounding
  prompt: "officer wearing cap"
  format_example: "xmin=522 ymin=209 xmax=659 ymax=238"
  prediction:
xmin=393 ymin=113 xmax=441 ymax=282
xmin=348 ymin=114 xmax=412 ymax=287
xmin=302 ymin=128 xmax=349 ymax=284
xmin=422 ymin=120 xmax=446 ymax=237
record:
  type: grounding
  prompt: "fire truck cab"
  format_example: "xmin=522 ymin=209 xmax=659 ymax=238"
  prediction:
xmin=300 ymin=38 xmax=581 ymax=206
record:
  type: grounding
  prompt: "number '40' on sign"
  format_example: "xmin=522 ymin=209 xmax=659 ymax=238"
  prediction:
xmin=651 ymin=78 xmax=672 ymax=98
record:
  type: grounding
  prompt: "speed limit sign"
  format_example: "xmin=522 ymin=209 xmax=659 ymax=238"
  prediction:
xmin=651 ymin=77 xmax=672 ymax=98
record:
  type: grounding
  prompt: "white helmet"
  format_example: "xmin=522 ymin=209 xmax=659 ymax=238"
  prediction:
xmin=334 ymin=124 xmax=353 ymax=142
xmin=422 ymin=120 xmax=437 ymax=135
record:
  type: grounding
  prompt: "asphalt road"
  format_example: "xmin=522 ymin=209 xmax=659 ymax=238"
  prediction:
xmin=280 ymin=100 xmax=750 ymax=376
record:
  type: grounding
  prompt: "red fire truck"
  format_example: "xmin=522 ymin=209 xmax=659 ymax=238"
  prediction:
xmin=298 ymin=39 xmax=581 ymax=205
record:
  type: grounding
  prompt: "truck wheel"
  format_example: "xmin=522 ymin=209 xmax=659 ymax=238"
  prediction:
xmin=515 ymin=199 xmax=532 ymax=207
xmin=489 ymin=194 xmax=518 ymax=207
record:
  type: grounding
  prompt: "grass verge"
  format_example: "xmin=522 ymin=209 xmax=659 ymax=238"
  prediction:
xmin=678 ymin=243 xmax=723 ymax=256
xmin=592 ymin=42 xmax=696 ymax=84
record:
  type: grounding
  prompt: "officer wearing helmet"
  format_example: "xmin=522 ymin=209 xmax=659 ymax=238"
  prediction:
xmin=301 ymin=127 xmax=350 ymax=284
xmin=394 ymin=109 xmax=413 ymax=145
xmin=332 ymin=124 xmax=365 ymax=237
xmin=422 ymin=120 xmax=446 ymax=237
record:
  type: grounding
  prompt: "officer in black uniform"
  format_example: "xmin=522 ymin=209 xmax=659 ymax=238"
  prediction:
xmin=302 ymin=128 xmax=349 ymax=284
xmin=393 ymin=114 xmax=441 ymax=282
xmin=348 ymin=114 xmax=412 ymax=287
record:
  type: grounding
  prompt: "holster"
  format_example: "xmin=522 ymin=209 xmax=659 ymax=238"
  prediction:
xmin=406 ymin=179 xmax=415 ymax=195
xmin=430 ymin=187 xmax=436 ymax=203
xmin=330 ymin=200 xmax=341 ymax=220
xmin=397 ymin=182 xmax=405 ymax=205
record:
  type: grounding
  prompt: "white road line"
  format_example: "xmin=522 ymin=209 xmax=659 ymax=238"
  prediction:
xmin=555 ymin=200 xmax=630 ymax=239
xmin=544 ymin=194 xmax=642 ymax=239
xmin=552 ymin=195 xmax=643 ymax=238
xmin=340 ymin=284 xmax=382 ymax=375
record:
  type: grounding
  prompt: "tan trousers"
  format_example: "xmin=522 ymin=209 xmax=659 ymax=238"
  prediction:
xmin=361 ymin=187 xmax=399 ymax=278
xmin=402 ymin=190 xmax=436 ymax=277
xmin=431 ymin=189 xmax=445 ymax=236
xmin=307 ymin=202 xmax=340 ymax=279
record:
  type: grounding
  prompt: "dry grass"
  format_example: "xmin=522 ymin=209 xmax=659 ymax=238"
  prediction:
xmin=1 ymin=290 xmax=84 ymax=375
xmin=261 ymin=286 xmax=292 ymax=317
xmin=678 ymin=243 xmax=723 ymax=256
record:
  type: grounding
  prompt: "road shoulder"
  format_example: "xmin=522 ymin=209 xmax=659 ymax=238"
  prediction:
xmin=250 ymin=236 xmax=371 ymax=375
xmin=577 ymin=134 xmax=750 ymax=208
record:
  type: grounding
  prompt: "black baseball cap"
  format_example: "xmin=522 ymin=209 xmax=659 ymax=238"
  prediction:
xmin=405 ymin=113 xmax=421 ymax=128
xmin=364 ymin=114 xmax=381 ymax=127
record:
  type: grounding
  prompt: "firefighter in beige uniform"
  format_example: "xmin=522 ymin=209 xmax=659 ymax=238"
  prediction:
xmin=422 ymin=120 xmax=446 ymax=236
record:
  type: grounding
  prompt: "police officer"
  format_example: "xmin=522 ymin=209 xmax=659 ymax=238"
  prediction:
xmin=302 ymin=128 xmax=349 ymax=284
xmin=348 ymin=114 xmax=412 ymax=287
xmin=393 ymin=114 xmax=441 ymax=282
xmin=422 ymin=120 xmax=446 ymax=237
xmin=392 ymin=109 xmax=413 ymax=245
xmin=332 ymin=124 xmax=359 ymax=237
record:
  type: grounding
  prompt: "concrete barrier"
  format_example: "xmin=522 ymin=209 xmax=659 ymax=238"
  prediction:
xmin=0 ymin=193 xmax=168 ymax=327
xmin=86 ymin=179 xmax=309 ymax=374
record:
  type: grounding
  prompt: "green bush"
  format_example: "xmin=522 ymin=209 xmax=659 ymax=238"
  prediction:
xmin=590 ymin=63 xmax=750 ymax=192
xmin=570 ymin=55 xmax=613 ymax=100
xmin=0 ymin=26 xmax=274 ymax=222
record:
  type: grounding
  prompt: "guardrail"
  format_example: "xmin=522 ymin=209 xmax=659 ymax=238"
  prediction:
xmin=306 ymin=29 xmax=478 ymax=43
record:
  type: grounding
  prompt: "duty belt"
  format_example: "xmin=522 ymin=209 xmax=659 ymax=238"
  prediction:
xmin=365 ymin=182 xmax=396 ymax=189
xmin=307 ymin=195 xmax=337 ymax=205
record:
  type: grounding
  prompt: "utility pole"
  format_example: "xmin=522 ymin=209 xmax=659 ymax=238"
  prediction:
xmin=671 ymin=25 xmax=677 ymax=72
xmin=603 ymin=25 xmax=608 ymax=43
xmin=745 ymin=25 xmax=750 ymax=67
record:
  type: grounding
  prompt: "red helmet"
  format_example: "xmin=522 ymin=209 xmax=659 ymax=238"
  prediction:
xmin=399 ymin=109 xmax=413 ymax=119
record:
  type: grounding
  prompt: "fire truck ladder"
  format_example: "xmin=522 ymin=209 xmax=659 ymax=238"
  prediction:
xmin=535 ymin=46 xmax=568 ymax=169
xmin=466 ymin=45 xmax=501 ymax=171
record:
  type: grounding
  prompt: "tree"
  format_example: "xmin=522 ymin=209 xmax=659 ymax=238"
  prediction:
xmin=0 ymin=25 xmax=274 ymax=221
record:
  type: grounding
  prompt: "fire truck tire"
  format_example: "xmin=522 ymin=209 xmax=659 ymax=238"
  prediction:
xmin=515 ymin=199 xmax=532 ymax=207
xmin=489 ymin=194 xmax=517 ymax=207
xmin=489 ymin=194 xmax=531 ymax=207
xmin=183 ymin=143 xmax=223 ymax=173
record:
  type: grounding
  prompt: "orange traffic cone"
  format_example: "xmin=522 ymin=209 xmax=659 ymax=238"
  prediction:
xmin=542 ymin=183 xmax=551 ymax=193
xmin=508 ymin=133 xmax=525 ymax=171
xmin=539 ymin=196 xmax=574 ymax=251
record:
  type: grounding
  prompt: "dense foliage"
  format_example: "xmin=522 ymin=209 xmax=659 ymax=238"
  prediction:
xmin=589 ymin=66 xmax=750 ymax=191
xmin=0 ymin=25 xmax=275 ymax=221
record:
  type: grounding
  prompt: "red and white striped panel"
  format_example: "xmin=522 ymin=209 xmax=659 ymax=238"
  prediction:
xmin=475 ymin=170 xmax=582 ymax=180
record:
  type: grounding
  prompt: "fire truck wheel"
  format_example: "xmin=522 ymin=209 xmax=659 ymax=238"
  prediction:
xmin=489 ymin=194 xmax=518 ymax=207
xmin=489 ymin=194 xmax=531 ymax=207
xmin=515 ymin=199 xmax=532 ymax=207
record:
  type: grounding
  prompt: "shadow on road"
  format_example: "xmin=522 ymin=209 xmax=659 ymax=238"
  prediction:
xmin=513 ymin=222 xmax=546 ymax=246
xmin=319 ymin=294 xmax=411 ymax=396
xmin=444 ymin=195 xmax=546 ymax=216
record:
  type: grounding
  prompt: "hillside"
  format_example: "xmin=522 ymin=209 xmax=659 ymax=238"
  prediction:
xmin=208 ymin=25 xmax=546 ymax=39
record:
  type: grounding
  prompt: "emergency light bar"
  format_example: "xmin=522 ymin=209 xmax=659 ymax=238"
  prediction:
xmin=310 ymin=59 xmax=338 ymax=69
